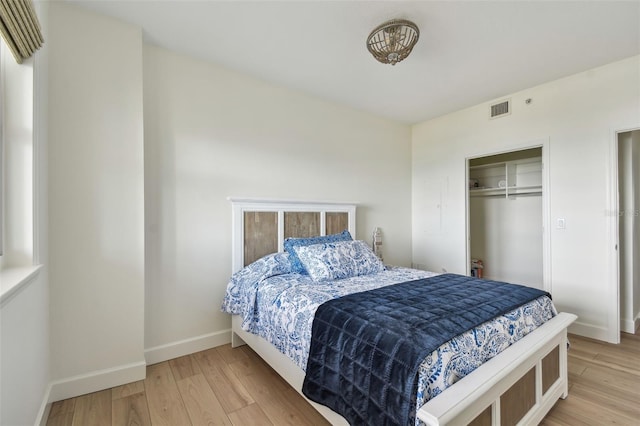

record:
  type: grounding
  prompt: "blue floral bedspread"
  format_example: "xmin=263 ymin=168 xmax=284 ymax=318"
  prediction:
xmin=221 ymin=253 xmax=556 ymax=425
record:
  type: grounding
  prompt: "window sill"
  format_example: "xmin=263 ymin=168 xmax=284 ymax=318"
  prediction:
xmin=0 ymin=264 xmax=43 ymax=306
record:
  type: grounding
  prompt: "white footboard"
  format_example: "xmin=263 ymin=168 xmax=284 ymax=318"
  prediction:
xmin=232 ymin=312 xmax=577 ymax=426
xmin=417 ymin=312 xmax=577 ymax=426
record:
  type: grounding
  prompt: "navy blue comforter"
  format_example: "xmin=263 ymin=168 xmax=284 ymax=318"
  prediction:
xmin=302 ymin=273 xmax=550 ymax=426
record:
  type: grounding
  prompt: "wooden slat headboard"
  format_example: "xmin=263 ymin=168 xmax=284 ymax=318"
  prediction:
xmin=229 ymin=198 xmax=356 ymax=272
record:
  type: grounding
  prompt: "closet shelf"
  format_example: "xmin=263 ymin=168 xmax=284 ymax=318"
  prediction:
xmin=468 ymin=156 xmax=542 ymax=199
xmin=469 ymin=185 xmax=542 ymax=198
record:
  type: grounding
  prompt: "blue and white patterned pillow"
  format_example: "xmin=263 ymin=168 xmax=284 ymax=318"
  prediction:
xmin=221 ymin=252 xmax=292 ymax=330
xmin=283 ymin=230 xmax=352 ymax=274
xmin=294 ymin=239 xmax=385 ymax=281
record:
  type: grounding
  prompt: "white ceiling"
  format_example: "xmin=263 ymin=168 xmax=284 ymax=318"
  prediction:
xmin=67 ymin=0 xmax=640 ymax=124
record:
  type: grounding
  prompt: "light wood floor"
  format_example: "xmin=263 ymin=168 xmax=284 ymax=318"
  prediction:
xmin=47 ymin=332 xmax=640 ymax=426
xmin=539 ymin=331 xmax=640 ymax=426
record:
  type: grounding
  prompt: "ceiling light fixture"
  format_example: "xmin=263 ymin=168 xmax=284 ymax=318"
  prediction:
xmin=366 ymin=19 xmax=419 ymax=66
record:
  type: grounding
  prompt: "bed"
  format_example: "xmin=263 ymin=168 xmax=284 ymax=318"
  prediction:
xmin=223 ymin=198 xmax=577 ymax=425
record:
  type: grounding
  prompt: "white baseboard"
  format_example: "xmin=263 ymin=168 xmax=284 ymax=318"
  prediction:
xmin=35 ymin=383 xmax=52 ymax=426
xmin=44 ymin=330 xmax=232 ymax=407
xmin=144 ymin=329 xmax=231 ymax=365
xmin=48 ymin=361 xmax=146 ymax=403
xmin=568 ymin=320 xmax=611 ymax=342
xmin=621 ymin=317 xmax=636 ymax=334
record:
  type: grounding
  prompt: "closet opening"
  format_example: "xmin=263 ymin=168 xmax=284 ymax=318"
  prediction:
xmin=467 ymin=146 xmax=546 ymax=290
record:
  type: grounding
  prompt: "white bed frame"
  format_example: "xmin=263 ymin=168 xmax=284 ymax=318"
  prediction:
xmin=228 ymin=198 xmax=577 ymax=425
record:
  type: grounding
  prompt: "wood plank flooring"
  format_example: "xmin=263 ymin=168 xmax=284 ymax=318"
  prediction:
xmin=47 ymin=344 xmax=328 ymax=426
xmin=539 ymin=331 xmax=640 ymax=426
xmin=47 ymin=332 xmax=640 ymax=426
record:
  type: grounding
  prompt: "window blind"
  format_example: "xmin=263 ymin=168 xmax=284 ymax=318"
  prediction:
xmin=0 ymin=0 xmax=43 ymax=64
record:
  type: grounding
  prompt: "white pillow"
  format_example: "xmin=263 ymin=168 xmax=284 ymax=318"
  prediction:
xmin=293 ymin=240 xmax=385 ymax=281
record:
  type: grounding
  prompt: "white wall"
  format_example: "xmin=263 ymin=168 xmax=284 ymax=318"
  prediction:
xmin=412 ymin=56 xmax=640 ymax=341
xmin=47 ymin=2 xmax=145 ymax=399
xmin=1 ymin=272 xmax=49 ymax=425
xmin=143 ymin=45 xmax=413 ymax=361
xmin=470 ymin=195 xmax=542 ymax=287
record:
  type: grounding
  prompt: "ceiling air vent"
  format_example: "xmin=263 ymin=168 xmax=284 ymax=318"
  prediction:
xmin=489 ymin=99 xmax=511 ymax=119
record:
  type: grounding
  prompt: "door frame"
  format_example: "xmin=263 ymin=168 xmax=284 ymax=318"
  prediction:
xmin=465 ymin=138 xmax=551 ymax=293
xmin=608 ymin=125 xmax=640 ymax=343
